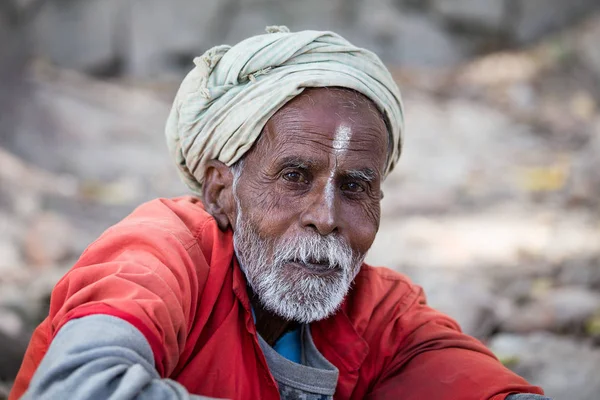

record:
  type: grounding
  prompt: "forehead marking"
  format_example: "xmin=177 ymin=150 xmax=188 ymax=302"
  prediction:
xmin=325 ymin=123 xmax=353 ymax=211
xmin=332 ymin=123 xmax=352 ymax=152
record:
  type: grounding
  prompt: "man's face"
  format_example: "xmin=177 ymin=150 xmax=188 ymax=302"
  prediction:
xmin=230 ymin=88 xmax=388 ymax=323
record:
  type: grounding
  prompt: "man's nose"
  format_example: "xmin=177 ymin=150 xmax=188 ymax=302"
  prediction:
xmin=300 ymin=182 xmax=339 ymax=236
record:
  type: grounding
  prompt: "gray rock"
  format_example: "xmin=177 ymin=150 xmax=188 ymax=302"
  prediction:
xmin=0 ymin=308 xmax=23 ymax=338
xmin=23 ymin=212 xmax=75 ymax=267
xmin=0 ymin=329 xmax=28 ymax=382
xmin=358 ymin=9 xmax=466 ymax=67
xmin=276 ymin=0 xmax=347 ymax=29
xmin=512 ymin=0 xmax=600 ymax=43
xmin=0 ymin=239 xmax=22 ymax=274
xmin=489 ymin=332 xmax=600 ymax=400
xmin=32 ymin=0 xmax=121 ymax=72
xmin=0 ymin=266 xmax=67 ymax=332
xmin=500 ymin=301 xmax=555 ymax=334
xmin=501 ymin=287 xmax=600 ymax=333
xmin=570 ymin=121 xmax=600 ymax=206
xmin=127 ymin=0 xmax=224 ymax=78
xmin=0 ymin=381 xmax=11 ymax=399
xmin=557 ymin=257 xmax=600 ymax=288
xmin=432 ymin=0 xmax=507 ymax=31
xmin=20 ymin=0 xmax=600 ymax=79
xmin=0 ymin=8 xmax=30 ymax=159
xmin=222 ymin=7 xmax=281 ymax=49
xmin=577 ymin=16 xmax=600 ymax=80
xmin=10 ymin=70 xmax=176 ymax=190
xmin=498 ymin=277 xmax=534 ymax=303
xmin=547 ymin=287 xmax=600 ymax=328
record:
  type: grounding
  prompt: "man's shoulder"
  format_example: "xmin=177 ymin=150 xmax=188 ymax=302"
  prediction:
xmin=126 ymin=196 xmax=211 ymax=229
xmin=78 ymin=196 xmax=229 ymax=268
xmin=355 ymin=264 xmax=421 ymax=297
xmin=344 ymin=265 xmax=423 ymax=326
xmin=357 ymin=264 xmax=413 ymax=281
xmin=110 ymin=196 xmax=218 ymax=247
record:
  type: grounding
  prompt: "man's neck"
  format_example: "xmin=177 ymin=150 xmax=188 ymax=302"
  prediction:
xmin=247 ymin=286 xmax=298 ymax=346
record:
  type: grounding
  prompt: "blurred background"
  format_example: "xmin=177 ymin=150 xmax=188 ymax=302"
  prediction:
xmin=1 ymin=0 xmax=600 ymax=398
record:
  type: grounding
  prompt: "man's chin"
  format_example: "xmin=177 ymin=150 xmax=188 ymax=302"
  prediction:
xmin=256 ymin=276 xmax=349 ymax=323
xmin=264 ymin=299 xmax=342 ymax=324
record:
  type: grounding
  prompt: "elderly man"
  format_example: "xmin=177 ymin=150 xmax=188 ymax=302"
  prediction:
xmin=11 ymin=28 xmax=547 ymax=400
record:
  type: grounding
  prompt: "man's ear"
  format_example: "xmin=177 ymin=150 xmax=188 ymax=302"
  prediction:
xmin=203 ymin=160 xmax=236 ymax=231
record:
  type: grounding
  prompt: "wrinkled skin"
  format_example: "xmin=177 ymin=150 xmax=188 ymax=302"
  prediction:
xmin=203 ymin=87 xmax=389 ymax=342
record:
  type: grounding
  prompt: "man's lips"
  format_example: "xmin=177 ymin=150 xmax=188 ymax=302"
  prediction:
xmin=287 ymin=260 xmax=338 ymax=276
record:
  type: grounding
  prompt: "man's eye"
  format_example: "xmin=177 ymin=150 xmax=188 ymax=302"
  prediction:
xmin=341 ymin=182 xmax=365 ymax=192
xmin=282 ymin=171 xmax=307 ymax=183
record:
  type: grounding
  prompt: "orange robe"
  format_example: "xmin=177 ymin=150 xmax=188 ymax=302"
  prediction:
xmin=11 ymin=197 xmax=544 ymax=399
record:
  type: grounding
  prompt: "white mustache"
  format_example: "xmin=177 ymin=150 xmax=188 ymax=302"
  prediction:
xmin=272 ymin=233 xmax=355 ymax=270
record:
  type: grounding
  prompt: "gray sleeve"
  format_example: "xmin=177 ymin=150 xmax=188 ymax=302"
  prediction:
xmin=506 ymin=394 xmax=552 ymax=400
xmin=23 ymin=314 xmax=224 ymax=400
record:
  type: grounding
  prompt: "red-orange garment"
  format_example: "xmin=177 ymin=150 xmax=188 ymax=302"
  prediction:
xmin=10 ymin=197 xmax=544 ymax=400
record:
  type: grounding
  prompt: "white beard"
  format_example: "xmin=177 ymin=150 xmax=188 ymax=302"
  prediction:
xmin=232 ymin=207 xmax=365 ymax=323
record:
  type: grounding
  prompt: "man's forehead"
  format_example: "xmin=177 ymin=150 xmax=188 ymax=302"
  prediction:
xmin=266 ymin=89 xmax=387 ymax=139
xmin=280 ymin=87 xmax=383 ymax=119
xmin=251 ymin=89 xmax=387 ymax=171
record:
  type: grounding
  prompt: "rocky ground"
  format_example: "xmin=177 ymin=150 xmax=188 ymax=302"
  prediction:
xmin=13 ymin=0 xmax=600 ymax=77
xmin=1 ymin=15 xmax=600 ymax=400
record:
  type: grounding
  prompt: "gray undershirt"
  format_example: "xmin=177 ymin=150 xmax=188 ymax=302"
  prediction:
xmin=257 ymin=325 xmax=339 ymax=400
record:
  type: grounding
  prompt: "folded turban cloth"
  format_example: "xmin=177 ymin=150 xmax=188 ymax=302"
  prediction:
xmin=165 ymin=26 xmax=404 ymax=195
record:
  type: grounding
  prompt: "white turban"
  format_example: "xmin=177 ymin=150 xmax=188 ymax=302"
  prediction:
xmin=165 ymin=26 xmax=404 ymax=195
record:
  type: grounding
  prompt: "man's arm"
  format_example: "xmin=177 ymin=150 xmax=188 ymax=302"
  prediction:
xmin=23 ymin=315 xmax=221 ymax=400
xmin=365 ymin=287 xmax=548 ymax=400
xmin=11 ymin=199 xmax=212 ymax=398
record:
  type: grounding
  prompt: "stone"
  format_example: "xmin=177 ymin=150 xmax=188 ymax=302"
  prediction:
xmin=7 ymin=68 xmax=176 ymax=193
xmin=127 ymin=0 xmax=223 ymax=78
xmin=500 ymin=301 xmax=555 ymax=333
xmin=0 ymin=308 xmax=23 ymax=338
xmin=489 ymin=332 xmax=600 ymax=400
xmin=570 ymin=120 xmax=600 ymax=206
xmin=0 ymin=381 xmax=10 ymax=400
xmin=369 ymin=206 xmax=600 ymax=271
xmin=0 ymin=145 xmax=77 ymax=199
xmin=32 ymin=0 xmax=121 ymax=72
xmin=512 ymin=0 xmax=600 ymax=43
xmin=222 ymin=7 xmax=281 ymax=49
xmin=577 ymin=16 xmax=600 ymax=80
xmin=0 ymin=329 xmax=28 ymax=382
xmin=545 ymin=287 xmax=600 ymax=329
xmin=0 ymin=267 xmax=68 ymax=332
xmin=396 ymin=0 xmax=430 ymax=12
xmin=0 ymin=238 xmax=22 ymax=273
xmin=20 ymin=0 xmax=600 ymax=79
xmin=498 ymin=277 xmax=533 ymax=304
xmin=359 ymin=9 xmax=466 ymax=67
xmin=276 ymin=0 xmax=347 ymax=29
xmin=501 ymin=287 xmax=600 ymax=333
xmin=432 ymin=0 xmax=507 ymax=31
xmin=24 ymin=212 xmax=74 ymax=267
xmin=557 ymin=257 xmax=600 ymax=288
